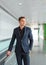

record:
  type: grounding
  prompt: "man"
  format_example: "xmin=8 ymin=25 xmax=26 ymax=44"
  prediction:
xmin=7 ymin=16 xmax=33 ymax=65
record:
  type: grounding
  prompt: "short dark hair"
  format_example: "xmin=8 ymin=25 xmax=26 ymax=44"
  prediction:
xmin=18 ymin=16 xmax=25 ymax=21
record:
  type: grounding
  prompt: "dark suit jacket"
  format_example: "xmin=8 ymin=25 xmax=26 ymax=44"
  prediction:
xmin=8 ymin=26 xmax=33 ymax=53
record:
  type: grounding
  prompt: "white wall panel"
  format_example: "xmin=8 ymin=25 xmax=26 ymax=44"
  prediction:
xmin=0 ymin=8 xmax=19 ymax=40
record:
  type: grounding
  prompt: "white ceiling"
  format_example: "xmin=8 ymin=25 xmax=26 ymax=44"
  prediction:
xmin=0 ymin=0 xmax=46 ymax=23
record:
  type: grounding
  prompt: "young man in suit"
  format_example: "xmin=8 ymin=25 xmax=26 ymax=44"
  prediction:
xmin=7 ymin=16 xmax=33 ymax=65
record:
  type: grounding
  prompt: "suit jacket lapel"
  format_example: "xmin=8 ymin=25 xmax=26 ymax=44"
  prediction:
xmin=22 ymin=26 xmax=26 ymax=40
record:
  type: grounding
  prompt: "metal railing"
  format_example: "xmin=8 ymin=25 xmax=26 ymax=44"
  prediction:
xmin=0 ymin=55 xmax=7 ymax=63
xmin=0 ymin=39 xmax=10 ymax=64
xmin=0 ymin=45 xmax=15 ymax=65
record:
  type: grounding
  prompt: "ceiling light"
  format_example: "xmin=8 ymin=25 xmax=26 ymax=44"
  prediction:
xmin=19 ymin=3 xmax=22 ymax=6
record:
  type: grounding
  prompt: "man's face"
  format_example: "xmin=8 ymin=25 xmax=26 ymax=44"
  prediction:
xmin=19 ymin=18 xmax=26 ymax=27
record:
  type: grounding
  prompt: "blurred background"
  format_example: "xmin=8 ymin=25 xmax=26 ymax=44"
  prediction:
xmin=0 ymin=0 xmax=46 ymax=65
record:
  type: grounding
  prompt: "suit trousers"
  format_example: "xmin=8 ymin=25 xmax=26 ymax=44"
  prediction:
xmin=15 ymin=52 xmax=30 ymax=65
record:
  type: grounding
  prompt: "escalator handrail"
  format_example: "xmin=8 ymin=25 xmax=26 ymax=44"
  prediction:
xmin=0 ymin=38 xmax=16 ymax=54
xmin=0 ymin=38 xmax=11 ymax=54
xmin=0 ymin=55 xmax=7 ymax=63
xmin=0 ymin=38 xmax=11 ymax=42
xmin=0 ymin=47 xmax=8 ymax=55
xmin=0 ymin=45 xmax=15 ymax=64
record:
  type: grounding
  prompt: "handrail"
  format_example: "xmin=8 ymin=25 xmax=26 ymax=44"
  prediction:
xmin=0 ymin=45 xmax=15 ymax=64
xmin=0 ymin=47 xmax=8 ymax=55
xmin=0 ymin=38 xmax=11 ymax=54
xmin=0 ymin=38 xmax=16 ymax=53
xmin=0 ymin=37 xmax=16 ymax=64
xmin=0 ymin=55 xmax=7 ymax=63
xmin=0 ymin=38 xmax=11 ymax=42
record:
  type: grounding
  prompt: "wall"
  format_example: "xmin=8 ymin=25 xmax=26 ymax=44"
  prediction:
xmin=0 ymin=8 xmax=19 ymax=40
xmin=43 ymin=24 xmax=46 ymax=53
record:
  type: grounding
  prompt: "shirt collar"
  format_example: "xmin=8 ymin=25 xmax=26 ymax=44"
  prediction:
xmin=19 ymin=26 xmax=25 ymax=31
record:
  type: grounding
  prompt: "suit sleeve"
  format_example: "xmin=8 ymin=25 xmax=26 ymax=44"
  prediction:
xmin=28 ymin=28 xmax=33 ymax=50
xmin=8 ymin=29 xmax=16 ymax=51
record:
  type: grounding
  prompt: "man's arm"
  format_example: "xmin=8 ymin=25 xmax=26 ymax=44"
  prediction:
xmin=7 ymin=29 xmax=16 ymax=56
xmin=8 ymin=29 xmax=16 ymax=51
xmin=28 ymin=28 xmax=33 ymax=50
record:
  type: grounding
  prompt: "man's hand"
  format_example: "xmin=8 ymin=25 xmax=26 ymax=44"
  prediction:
xmin=7 ymin=51 xmax=11 ymax=56
xmin=29 ymin=50 xmax=32 ymax=56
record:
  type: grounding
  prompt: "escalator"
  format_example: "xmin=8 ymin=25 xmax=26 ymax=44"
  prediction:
xmin=0 ymin=49 xmax=17 ymax=65
xmin=0 ymin=39 xmax=17 ymax=65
